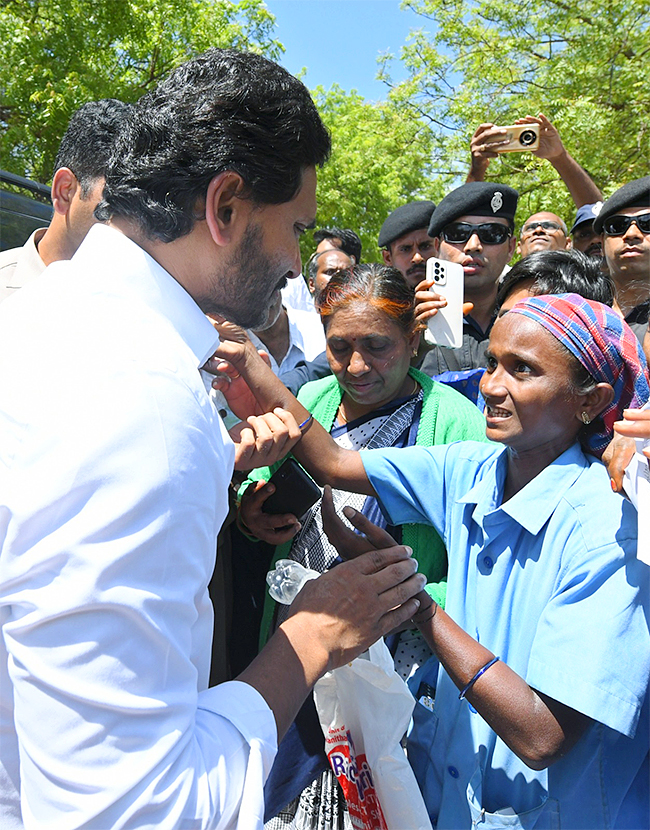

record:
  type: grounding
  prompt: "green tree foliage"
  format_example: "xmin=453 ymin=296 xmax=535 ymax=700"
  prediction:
xmin=0 ymin=0 xmax=281 ymax=183
xmin=306 ymin=84 xmax=443 ymax=263
xmin=379 ymin=0 xmax=650 ymax=219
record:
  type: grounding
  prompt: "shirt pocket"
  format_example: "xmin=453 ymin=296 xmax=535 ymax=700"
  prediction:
xmin=466 ymin=766 xmax=560 ymax=830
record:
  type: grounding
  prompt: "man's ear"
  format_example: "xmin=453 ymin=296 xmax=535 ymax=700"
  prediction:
xmin=509 ymin=234 xmax=519 ymax=259
xmin=205 ymin=171 xmax=248 ymax=246
xmin=381 ymin=247 xmax=392 ymax=266
xmin=50 ymin=168 xmax=79 ymax=216
xmin=432 ymin=237 xmax=441 ymax=257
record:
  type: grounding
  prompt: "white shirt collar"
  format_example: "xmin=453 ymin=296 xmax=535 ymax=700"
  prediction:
xmin=72 ymin=224 xmax=219 ymax=369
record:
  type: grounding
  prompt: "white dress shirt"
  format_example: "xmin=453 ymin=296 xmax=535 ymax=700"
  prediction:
xmin=247 ymin=305 xmax=325 ymax=377
xmin=0 ymin=227 xmax=47 ymax=303
xmin=0 ymin=225 xmax=277 ymax=829
xmin=280 ymin=274 xmax=315 ymax=313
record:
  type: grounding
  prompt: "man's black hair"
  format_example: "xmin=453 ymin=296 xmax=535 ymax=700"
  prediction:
xmin=312 ymin=227 xmax=362 ymax=263
xmin=96 ymin=49 xmax=331 ymax=242
xmin=53 ymin=99 xmax=133 ymax=197
xmin=496 ymin=249 xmax=615 ymax=310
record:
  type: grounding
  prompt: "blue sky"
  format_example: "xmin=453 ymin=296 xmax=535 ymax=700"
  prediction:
xmin=264 ymin=1 xmax=428 ymax=101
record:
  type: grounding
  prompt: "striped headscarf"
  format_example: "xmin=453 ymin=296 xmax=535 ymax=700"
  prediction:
xmin=508 ymin=293 xmax=650 ymax=457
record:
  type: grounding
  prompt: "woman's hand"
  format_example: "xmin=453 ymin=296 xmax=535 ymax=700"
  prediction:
xmin=321 ymin=487 xmax=433 ymax=625
xmin=602 ymin=432 xmax=637 ymax=491
xmin=321 ymin=485 xmax=397 ymax=559
xmin=239 ymin=479 xmax=302 ymax=544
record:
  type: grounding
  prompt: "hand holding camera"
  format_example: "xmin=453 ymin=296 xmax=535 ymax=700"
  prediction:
xmin=469 ymin=113 xmax=564 ymax=165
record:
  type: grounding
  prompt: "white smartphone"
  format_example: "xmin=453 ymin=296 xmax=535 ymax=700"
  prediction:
xmin=425 ymin=257 xmax=464 ymax=349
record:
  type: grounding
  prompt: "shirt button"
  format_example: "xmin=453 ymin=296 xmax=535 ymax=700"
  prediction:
xmin=447 ymin=766 xmax=459 ymax=778
xmin=483 ymin=556 xmax=493 ymax=569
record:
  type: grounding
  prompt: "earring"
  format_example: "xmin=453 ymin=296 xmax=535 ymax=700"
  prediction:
xmin=581 ymin=412 xmax=592 ymax=425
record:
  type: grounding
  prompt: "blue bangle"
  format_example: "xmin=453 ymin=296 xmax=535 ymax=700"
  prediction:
xmin=458 ymin=656 xmax=500 ymax=700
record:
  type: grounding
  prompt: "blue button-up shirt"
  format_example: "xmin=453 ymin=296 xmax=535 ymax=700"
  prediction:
xmin=362 ymin=441 xmax=649 ymax=829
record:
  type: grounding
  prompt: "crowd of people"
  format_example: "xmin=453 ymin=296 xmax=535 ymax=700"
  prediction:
xmin=0 ymin=47 xmax=648 ymax=830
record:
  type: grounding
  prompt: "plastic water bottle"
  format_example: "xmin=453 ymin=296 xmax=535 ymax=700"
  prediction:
xmin=266 ymin=559 xmax=320 ymax=605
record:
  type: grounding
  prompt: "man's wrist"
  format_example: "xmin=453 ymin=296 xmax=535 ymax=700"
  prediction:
xmin=547 ymin=146 xmax=570 ymax=166
xmin=279 ymin=614 xmax=332 ymax=683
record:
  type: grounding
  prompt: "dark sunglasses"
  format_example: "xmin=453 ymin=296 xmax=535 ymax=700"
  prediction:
xmin=441 ymin=222 xmax=512 ymax=245
xmin=521 ymin=220 xmax=564 ymax=236
xmin=602 ymin=212 xmax=650 ymax=236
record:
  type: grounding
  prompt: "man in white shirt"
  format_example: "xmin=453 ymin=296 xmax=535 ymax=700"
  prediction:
xmin=0 ymin=98 xmax=132 ymax=301
xmin=0 ymin=48 xmax=424 ymax=829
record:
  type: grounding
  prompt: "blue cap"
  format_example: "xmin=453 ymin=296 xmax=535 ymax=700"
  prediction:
xmin=571 ymin=202 xmax=602 ymax=233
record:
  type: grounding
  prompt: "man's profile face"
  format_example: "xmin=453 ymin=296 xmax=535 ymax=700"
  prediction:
xmin=202 ymin=167 xmax=317 ymax=329
xmin=518 ymin=212 xmax=569 ymax=257
xmin=603 ymin=205 xmax=650 ymax=282
xmin=310 ymin=249 xmax=353 ymax=294
xmin=433 ymin=214 xmax=516 ymax=296
xmin=382 ymin=228 xmax=435 ymax=288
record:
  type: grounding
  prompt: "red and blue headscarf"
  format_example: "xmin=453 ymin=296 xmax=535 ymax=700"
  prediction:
xmin=508 ymin=293 xmax=650 ymax=457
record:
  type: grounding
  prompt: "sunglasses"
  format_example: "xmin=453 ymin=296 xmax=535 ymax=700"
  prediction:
xmin=602 ymin=212 xmax=650 ymax=236
xmin=521 ymin=220 xmax=565 ymax=237
xmin=441 ymin=222 xmax=512 ymax=245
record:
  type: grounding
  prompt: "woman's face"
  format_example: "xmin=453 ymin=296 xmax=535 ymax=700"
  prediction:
xmin=325 ymin=300 xmax=418 ymax=412
xmin=480 ymin=312 xmax=585 ymax=457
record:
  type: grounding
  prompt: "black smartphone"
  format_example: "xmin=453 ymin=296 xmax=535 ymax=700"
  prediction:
xmin=262 ymin=457 xmax=321 ymax=519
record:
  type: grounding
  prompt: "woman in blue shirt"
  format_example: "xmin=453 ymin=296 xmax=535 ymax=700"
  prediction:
xmin=214 ymin=293 xmax=650 ymax=829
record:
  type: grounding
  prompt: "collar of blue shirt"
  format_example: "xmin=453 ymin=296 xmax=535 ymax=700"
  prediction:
xmin=457 ymin=442 xmax=589 ymax=536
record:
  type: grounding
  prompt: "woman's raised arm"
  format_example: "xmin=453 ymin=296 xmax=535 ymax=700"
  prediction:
xmin=210 ymin=322 xmax=374 ymax=495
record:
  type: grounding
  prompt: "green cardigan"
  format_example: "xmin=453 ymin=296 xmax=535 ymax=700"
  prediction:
xmin=242 ymin=367 xmax=487 ymax=646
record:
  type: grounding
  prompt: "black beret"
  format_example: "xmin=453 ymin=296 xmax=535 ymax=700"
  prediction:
xmin=428 ymin=182 xmax=518 ymax=238
xmin=593 ymin=176 xmax=650 ymax=233
xmin=378 ymin=200 xmax=436 ymax=248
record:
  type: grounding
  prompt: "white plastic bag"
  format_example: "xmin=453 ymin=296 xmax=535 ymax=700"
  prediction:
xmin=313 ymin=639 xmax=433 ymax=830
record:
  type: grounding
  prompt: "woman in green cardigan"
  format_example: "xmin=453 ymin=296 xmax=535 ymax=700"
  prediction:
xmin=237 ymin=263 xmax=486 ymax=830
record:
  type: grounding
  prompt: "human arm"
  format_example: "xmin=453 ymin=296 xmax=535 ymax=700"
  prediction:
xmin=466 ymin=122 xmax=504 ymax=182
xmin=321 ymin=494 xmax=592 ymax=770
xmin=514 ymin=113 xmax=602 ymax=207
xmin=237 ymin=545 xmax=426 ymax=740
xmin=212 ymin=325 xmax=374 ymax=495
xmin=602 ymin=431 xmax=637 ymax=491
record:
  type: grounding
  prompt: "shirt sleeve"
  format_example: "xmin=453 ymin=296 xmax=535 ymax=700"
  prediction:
xmin=360 ymin=444 xmax=458 ymax=538
xmin=526 ymin=502 xmax=650 ymax=738
xmin=0 ymin=362 xmax=277 ymax=828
